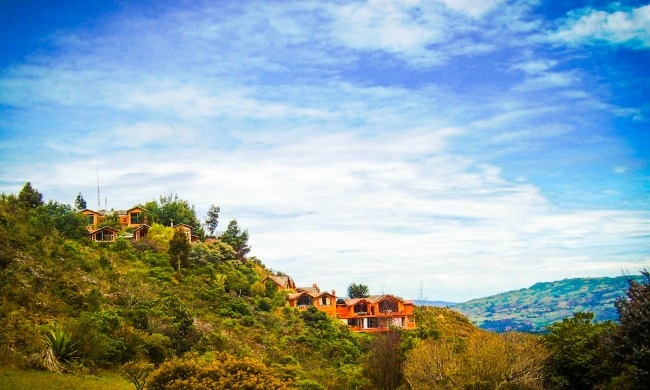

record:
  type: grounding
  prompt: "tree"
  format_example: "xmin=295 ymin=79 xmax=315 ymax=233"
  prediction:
xmin=142 ymin=194 xmax=204 ymax=238
xmin=74 ymin=193 xmax=87 ymax=210
xmin=364 ymin=328 xmax=405 ymax=390
xmin=404 ymin=330 xmax=548 ymax=389
xmin=37 ymin=200 xmax=87 ymax=240
xmin=18 ymin=182 xmax=43 ymax=209
xmin=205 ymin=204 xmax=220 ymax=237
xmin=613 ymin=270 xmax=650 ymax=388
xmin=542 ymin=312 xmax=617 ymax=389
xmin=347 ymin=283 xmax=369 ymax=298
xmin=218 ymin=220 xmax=250 ymax=260
xmin=169 ymin=229 xmax=191 ymax=270
xmin=146 ymin=223 xmax=175 ymax=253
xmin=121 ymin=361 xmax=154 ymax=390
xmin=98 ymin=211 xmax=122 ymax=230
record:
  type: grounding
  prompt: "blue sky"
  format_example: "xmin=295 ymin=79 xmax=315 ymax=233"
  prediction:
xmin=1 ymin=0 xmax=648 ymax=301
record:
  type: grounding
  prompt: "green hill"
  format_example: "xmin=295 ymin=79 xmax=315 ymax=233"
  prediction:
xmin=453 ymin=275 xmax=643 ymax=333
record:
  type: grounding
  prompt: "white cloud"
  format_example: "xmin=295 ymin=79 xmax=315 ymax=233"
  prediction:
xmin=21 ymin=125 xmax=650 ymax=301
xmin=551 ymin=4 xmax=650 ymax=48
xmin=438 ymin=0 xmax=504 ymax=18
xmin=331 ymin=0 xmax=446 ymax=57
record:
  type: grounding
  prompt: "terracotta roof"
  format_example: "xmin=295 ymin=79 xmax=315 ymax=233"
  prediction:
xmin=288 ymin=290 xmax=334 ymax=300
xmin=264 ymin=275 xmax=296 ymax=289
xmin=90 ymin=226 xmax=120 ymax=234
xmin=340 ymin=294 xmax=407 ymax=306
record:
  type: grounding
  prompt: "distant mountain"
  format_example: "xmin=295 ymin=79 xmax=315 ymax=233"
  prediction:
xmin=414 ymin=300 xmax=458 ymax=307
xmin=453 ymin=275 xmax=643 ymax=333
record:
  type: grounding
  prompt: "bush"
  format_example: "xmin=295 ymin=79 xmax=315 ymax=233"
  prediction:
xmin=146 ymin=353 xmax=291 ymax=390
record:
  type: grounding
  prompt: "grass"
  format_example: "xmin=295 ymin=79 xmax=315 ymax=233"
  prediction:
xmin=0 ymin=368 xmax=133 ymax=390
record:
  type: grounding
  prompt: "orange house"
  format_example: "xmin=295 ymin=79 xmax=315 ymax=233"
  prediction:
xmin=336 ymin=295 xmax=416 ymax=332
xmin=126 ymin=207 xmax=145 ymax=228
xmin=287 ymin=286 xmax=337 ymax=318
xmin=82 ymin=209 xmax=104 ymax=232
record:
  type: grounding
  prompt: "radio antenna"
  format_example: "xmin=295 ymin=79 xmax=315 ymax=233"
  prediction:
xmin=96 ymin=169 xmax=101 ymax=210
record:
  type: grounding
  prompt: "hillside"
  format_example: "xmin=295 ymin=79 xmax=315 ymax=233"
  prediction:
xmin=454 ymin=275 xmax=643 ymax=333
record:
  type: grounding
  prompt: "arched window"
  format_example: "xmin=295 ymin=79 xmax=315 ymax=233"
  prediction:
xmin=297 ymin=295 xmax=312 ymax=307
xmin=379 ymin=299 xmax=398 ymax=313
xmin=354 ymin=302 xmax=367 ymax=314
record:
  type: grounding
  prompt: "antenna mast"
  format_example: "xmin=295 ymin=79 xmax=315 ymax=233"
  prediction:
xmin=96 ymin=169 xmax=101 ymax=210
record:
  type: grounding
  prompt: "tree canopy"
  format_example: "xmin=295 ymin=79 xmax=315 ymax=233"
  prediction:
xmin=204 ymin=204 xmax=220 ymax=237
xmin=347 ymin=282 xmax=369 ymax=298
xmin=18 ymin=182 xmax=43 ymax=209
xmin=141 ymin=194 xmax=204 ymax=239
xmin=218 ymin=220 xmax=250 ymax=260
xmin=614 ymin=270 xmax=650 ymax=388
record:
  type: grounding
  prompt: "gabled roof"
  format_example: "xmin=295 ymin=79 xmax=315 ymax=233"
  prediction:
xmin=340 ymin=294 xmax=407 ymax=306
xmin=81 ymin=208 xmax=103 ymax=215
xmin=264 ymin=275 xmax=296 ymax=289
xmin=288 ymin=290 xmax=335 ymax=300
xmin=89 ymin=226 xmax=120 ymax=234
xmin=133 ymin=224 xmax=150 ymax=232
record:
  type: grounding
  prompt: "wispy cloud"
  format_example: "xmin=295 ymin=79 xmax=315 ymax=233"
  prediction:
xmin=550 ymin=4 xmax=650 ymax=48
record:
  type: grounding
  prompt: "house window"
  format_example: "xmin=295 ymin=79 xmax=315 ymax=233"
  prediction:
xmin=354 ymin=302 xmax=367 ymax=314
xmin=321 ymin=296 xmax=330 ymax=306
xmin=379 ymin=299 xmax=398 ymax=313
xmin=297 ymin=295 xmax=312 ymax=307
xmin=87 ymin=215 xmax=95 ymax=225
xmin=367 ymin=317 xmax=379 ymax=328
xmin=347 ymin=318 xmax=361 ymax=327
xmin=130 ymin=212 xmax=143 ymax=224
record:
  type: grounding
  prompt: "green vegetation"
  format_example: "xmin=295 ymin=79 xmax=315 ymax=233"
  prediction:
xmin=454 ymin=276 xmax=644 ymax=332
xmin=347 ymin=282 xmax=370 ymax=299
xmin=0 ymin=368 xmax=133 ymax=390
xmin=1 ymin=182 xmax=648 ymax=389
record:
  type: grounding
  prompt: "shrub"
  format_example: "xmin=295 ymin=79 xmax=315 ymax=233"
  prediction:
xmin=146 ymin=353 xmax=291 ymax=390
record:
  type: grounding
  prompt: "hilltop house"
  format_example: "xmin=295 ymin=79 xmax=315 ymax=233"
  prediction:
xmin=268 ymin=275 xmax=417 ymax=332
xmin=81 ymin=207 xmax=198 ymax=243
xmin=287 ymin=284 xmax=337 ymax=318
xmin=336 ymin=295 xmax=416 ymax=332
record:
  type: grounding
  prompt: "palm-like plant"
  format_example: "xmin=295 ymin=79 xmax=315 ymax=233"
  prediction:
xmin=41 ymin=328 xmax=79 ymax=373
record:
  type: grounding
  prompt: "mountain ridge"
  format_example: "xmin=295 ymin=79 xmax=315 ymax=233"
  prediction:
xmin=451 ymin=275 xmax=643 ymax=333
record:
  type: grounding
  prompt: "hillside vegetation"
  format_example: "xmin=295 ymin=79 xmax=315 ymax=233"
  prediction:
xmin=454 ymin=275 xmax=644 ymax=333
xmin=1 ymin=183 xmax=648 ymax=389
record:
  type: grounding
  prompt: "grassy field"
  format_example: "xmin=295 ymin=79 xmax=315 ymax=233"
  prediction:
xmin=0 ymin=368 xmax=133 ymax=390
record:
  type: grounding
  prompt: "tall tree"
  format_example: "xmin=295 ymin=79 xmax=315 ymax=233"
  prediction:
xmin=218 ymin=219 xmax=250 ymax=260
xmin=348 ymin=282 xmax=369 ymax=298
xmin=169 ymin=228 xmax=191 ymax=270
xmin=74 ymin=192 xmax=87 ymax=210
xmin=614 ymin=270 xmax=650 ymax=388
xmin=364 ymin=328 xmax=405 ymax=390
xmin=204 ymin=204 xmax=220 ymax=237
xmin=542 ymin=312 xmax=617 ymax=389
xmin=18 ymin=182 xmax=43 ymax=209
